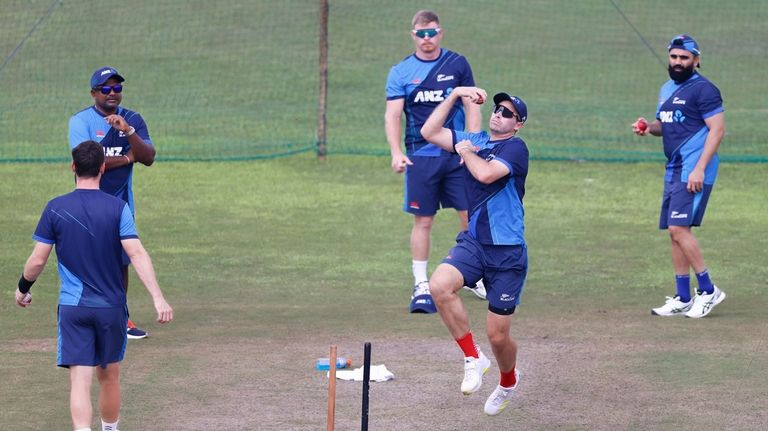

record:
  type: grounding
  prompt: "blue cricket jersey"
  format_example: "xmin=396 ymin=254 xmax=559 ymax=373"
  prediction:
xmin=452 ymin=130 xmax=529 ymax=246
xmin=386 ymin=49 xmax=475 ymax=157
xmin=68 ymin=106 xmax=152 ymax=213
xmin=655 ymin=73 xmax=723 ymax=184
xmin=33 ymin=189 xmax=139 ymax=307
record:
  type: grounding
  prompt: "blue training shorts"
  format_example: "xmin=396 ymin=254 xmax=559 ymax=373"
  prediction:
xmin=403 ymin=154 xmax=468 ymax=216
xmin=659 ymin=179 xmax=713 ymax=229
xmin=442 ymin=231 xmax=528 ymax=315
xmin=57 ymin=305 xmax=128 ymax=368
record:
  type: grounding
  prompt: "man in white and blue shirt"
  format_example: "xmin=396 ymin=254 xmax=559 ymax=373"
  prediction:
xmin=632 ymin=34 xmax=726 ymax=318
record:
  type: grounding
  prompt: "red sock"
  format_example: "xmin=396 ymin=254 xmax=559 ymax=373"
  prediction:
xmin=455 ymin=332 xmax=479 ymax=358
xmin=499 ymin=368 xmax=517 ymax=388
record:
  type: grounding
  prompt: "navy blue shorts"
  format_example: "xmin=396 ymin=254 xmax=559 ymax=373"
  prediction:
xmin=403 ymin=154 xmax=468 ymax=216
xmin=57 ymin=305 xmax=128 ymax=368
xmin=659 ymin=179 xmax=713 ymax=229
xmin=442 ymin=231 xmax=528 ymax=315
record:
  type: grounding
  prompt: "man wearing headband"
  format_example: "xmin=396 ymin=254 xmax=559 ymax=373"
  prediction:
xmin=631 ymin=34 xmax=726 ymax=318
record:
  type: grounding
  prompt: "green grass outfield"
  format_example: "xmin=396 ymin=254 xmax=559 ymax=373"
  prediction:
xmin=1 ymin=156 xmax=767 ymax=429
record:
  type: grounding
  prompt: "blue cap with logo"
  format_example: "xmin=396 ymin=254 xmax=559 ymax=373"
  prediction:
xmin=493 ymin=92 xmax=527 ymax=123
xmin=667 ymin=34 xmax=700 ymax=56
xmin=90 ymin=66 xmax=125 ymax=89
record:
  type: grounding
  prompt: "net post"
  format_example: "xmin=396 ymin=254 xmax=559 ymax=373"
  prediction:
xmin=316 ymin=0 xmax=329 ymax=160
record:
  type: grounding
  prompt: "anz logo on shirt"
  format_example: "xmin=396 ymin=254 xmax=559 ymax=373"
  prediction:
xmin=413 ymin=89 xmax=445 ymax=103
xmin=659 ymin=110 xmax=686 ymax=123
xmin=104 ymin=147 xmax=124 ymax=157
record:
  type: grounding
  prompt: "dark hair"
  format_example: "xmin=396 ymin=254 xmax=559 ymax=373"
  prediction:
xmin=72 ymin=141 xmax=105 ymax=178
xmin=412 ymin=10 xmax=439 ymax=28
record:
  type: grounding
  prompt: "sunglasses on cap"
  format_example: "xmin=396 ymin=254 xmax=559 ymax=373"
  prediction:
xmin=412 ymin=28 xmax=440 ymax=39
xmin=95 ymin=84 xmax=123 ymax=95
xmin=493 ymin=104 xmax=520 ymax=121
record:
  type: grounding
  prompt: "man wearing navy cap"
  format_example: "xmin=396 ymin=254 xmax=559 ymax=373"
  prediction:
xmin=421 ymin=86 xmax=529 ymax=416
xmin=69 ymin=67 xmax=157 ymax=339
xmin=632 ymin=34 xmax=726 ymax=318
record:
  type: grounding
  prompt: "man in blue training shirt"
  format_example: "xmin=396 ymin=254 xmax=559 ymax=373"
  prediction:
xmin=69 ymin=66 xmax=157 ymax=338
xmin=422 ymin=86 xmax=529 ymax=416
xmin=385 ymin=10 xmax=484 ymax=313
xmin=15 ymin=141 xmax=173 ymax=431
xmin=632 ymin=34 xmax=726 ymax=318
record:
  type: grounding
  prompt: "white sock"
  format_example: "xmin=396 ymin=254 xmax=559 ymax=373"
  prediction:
xmin=412 ymin=260 xmax=428 ymax=284
xmin=75 ymin=428 xmax=92 ymax=431
xmin=102 ymin=419 xmax=119 ymax=431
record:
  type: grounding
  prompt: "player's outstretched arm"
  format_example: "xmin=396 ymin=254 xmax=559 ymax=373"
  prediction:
xmin=121 ymin=238 xmax=173 ymax=324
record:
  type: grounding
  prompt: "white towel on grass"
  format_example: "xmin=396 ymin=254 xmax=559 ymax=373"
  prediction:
xmin=329 ymin=364 xmax=394 ymax=382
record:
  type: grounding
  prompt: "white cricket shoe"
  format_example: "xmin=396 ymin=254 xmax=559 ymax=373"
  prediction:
xmin=484 ymin=369 xmax=520 ymax=416
xmin=461 ymin=351 xmax=491 ymax=395
xmin=651 ymin=296 xmax=692 ymax=316
xmin=685 ymin=286 xmax=726 ymax=318
xmin=462 ymin=279 xmax=487 ymax=300
xmin=411 ymin=281 xmax=430 ymax=299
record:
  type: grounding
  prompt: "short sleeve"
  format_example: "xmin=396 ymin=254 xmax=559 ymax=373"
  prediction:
xmin=32 ymin=202 xmax=55 ymax=244
xmin=119 ymin=203 xmax=139 ymax=239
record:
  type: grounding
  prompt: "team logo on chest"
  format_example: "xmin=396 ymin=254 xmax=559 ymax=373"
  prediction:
xmin=659 ymin=109 xmax=686 ymax=123
xmin=103 ymin=147 xmax=124 ymax=157
xmin=413 ymin=90 xmax=445 ymax=103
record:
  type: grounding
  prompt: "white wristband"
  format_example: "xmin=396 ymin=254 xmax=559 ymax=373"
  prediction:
xmin=125 ymin=126 xmax=135 ymax=137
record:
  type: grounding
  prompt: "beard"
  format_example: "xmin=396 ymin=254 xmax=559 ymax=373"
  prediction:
xmin=668 ymin=63 xmax=696 ymax=83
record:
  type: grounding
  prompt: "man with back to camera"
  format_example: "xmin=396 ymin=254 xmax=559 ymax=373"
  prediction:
xmin=69 ymin=66 xmax=156 ymax=338
xmin=632 ymin=34 xmax=726 ymax=318
xmin=421 ymin=86 xmax=529 ymax=416
xmin=15 ymin=140 xmax=173 ymax=431
xmin=385 ymin=10 xmax=486 ymax=313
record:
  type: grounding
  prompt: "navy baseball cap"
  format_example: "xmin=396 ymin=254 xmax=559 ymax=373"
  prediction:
xmin=667 ymin=34 xmax=700 ymax=56
xmin=90 ymin=66 xmax=124 ymax=88
xmin=493 ymin=92 xmax=527 ymax=123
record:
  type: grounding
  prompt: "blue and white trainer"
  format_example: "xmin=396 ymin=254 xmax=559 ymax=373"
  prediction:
xmin=409 ymin=281 xmax=437 ymax=314
xmin=685 ymin=285 xmax=725 ymax=318
xmin=651 ymin=295 xmax=692 ymax=316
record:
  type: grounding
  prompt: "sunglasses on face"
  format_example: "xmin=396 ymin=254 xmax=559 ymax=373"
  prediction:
xmin=412 ymin=28 xmax=440 ymax=39
xmin=493 ymin=104 xmax=519 ymax=121
xmin=95 ymin=84 xmax=123 ymax=95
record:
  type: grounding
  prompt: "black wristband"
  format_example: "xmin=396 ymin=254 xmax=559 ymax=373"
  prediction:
xmin=18 ymin=274 xmax=35 ymax=294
